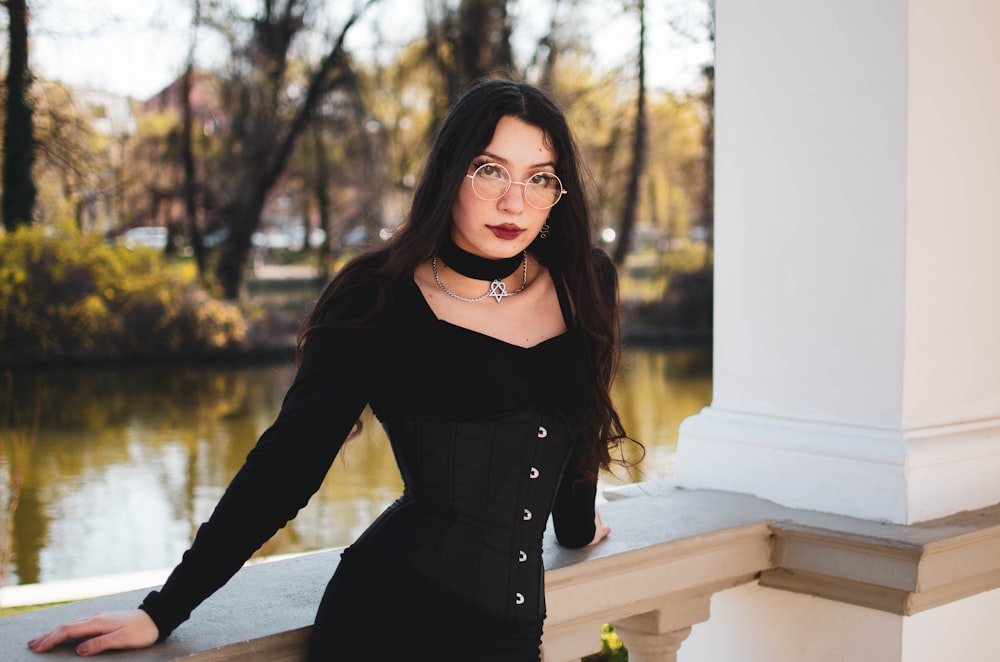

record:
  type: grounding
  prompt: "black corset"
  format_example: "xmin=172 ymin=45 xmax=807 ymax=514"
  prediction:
xmin=350 ymin=406 xmax=574 ymax=623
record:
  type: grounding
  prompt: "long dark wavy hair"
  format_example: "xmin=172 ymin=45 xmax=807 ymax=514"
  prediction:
xmin=299 ymin=77 xmax=631 ymax=478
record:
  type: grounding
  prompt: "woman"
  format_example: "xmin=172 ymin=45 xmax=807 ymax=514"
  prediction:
xmin=28 ymin=77 xmax=629 ymax=661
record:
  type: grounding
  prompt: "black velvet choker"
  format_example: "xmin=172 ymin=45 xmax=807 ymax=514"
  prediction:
xmin=437 ymin=236 xmax=524 ymax=281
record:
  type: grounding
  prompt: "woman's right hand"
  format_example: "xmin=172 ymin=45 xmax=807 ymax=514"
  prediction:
xmin=27 ymin=609 xmax=159 ymax=656
xmin=588 ymin=509 xmax=611 ymax=546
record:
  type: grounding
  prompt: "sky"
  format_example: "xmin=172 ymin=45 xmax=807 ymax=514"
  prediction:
xmin=27 ymin=0 xmax=713 ymax=100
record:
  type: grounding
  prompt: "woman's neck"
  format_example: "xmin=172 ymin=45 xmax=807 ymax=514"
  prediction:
xmin=437 ymin=235 xmax=524 ymax=281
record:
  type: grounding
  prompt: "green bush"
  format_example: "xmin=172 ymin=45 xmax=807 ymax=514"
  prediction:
xmin=0 ymin=226 xmax=247 ymax=361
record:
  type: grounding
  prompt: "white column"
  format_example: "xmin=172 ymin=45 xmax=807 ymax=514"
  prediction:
xmin=675 ymin=0 xmax=1000 ymax=525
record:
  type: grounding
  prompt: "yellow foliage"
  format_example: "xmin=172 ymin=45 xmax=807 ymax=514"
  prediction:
xmin=0 ymin=226 xmax=247 ymax=361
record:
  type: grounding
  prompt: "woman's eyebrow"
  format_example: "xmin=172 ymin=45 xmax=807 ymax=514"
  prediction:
xmin=480 ymin=150 xmax=557 ymax=170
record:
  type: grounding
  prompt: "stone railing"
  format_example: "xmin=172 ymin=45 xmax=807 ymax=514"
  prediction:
xmin=3 ymin=483 xmax=1000 ymax=661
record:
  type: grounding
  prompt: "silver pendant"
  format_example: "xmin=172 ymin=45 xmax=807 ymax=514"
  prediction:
xmin=488 ymin=279 xmax=508 ymax=302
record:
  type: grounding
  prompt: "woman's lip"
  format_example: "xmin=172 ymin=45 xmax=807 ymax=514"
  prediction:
xmin=487 ymin=224 xmax=525 ymax=240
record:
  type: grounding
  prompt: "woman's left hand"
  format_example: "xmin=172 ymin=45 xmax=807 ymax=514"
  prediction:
xmin=588 ymin=509 xmax=610 ymax=546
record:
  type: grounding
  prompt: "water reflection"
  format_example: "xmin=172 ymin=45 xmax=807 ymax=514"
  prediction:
xmin=0 ymin=348 xmax=710 ymax=586
xmin=609 ymin=348 xmax=713 ymax=485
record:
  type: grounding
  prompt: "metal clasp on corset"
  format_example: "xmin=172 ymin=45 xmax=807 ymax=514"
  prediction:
xmin=357 ymin=406 xmax=575 ymax=622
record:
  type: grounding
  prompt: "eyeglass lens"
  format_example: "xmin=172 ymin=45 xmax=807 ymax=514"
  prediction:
xmin=470 ymin=163 xmax=565 ymax=209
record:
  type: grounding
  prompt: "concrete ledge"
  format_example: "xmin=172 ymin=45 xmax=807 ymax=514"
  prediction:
xmin=3 ymin=486 xmax=1000 ymax=661
xmin=762 ymin=500 xmax=1000 ymax=615
xmin=1 ymin=552 xmax=337 ymax=661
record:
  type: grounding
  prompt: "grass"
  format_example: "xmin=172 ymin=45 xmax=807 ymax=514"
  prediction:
xmin=0 ymin=602 xmax=72 ymax=618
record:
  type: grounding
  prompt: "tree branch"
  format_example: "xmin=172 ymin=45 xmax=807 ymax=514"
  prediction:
xmin=265 ymin=0 xmax=377 ymax=188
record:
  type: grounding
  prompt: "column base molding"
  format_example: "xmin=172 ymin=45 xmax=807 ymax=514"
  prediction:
xmin=676 ymin=406 xmax=1000 ymax=524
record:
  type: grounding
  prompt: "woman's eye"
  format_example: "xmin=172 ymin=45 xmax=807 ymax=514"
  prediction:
xmin=476 ymin=163 xmax=507 ymax=180
xmin=530 ymin=173 xmax=557 ymax=188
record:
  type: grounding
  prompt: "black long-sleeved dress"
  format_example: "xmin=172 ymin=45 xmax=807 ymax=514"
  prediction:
xmin=139 ymin=268 xmax=601 ymax=661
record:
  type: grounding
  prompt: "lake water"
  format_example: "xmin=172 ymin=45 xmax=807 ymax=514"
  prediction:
xmin=0 ymin=347 xmax=711 ymax=587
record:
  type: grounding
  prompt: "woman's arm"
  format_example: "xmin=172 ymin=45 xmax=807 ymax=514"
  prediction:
xmin=551 ymin=452 xmax=609 ymax=548
xmin=29 ymin=323 xmax=375 ymax=654
xmin=139 ymin=325 xmax=373 ymax=637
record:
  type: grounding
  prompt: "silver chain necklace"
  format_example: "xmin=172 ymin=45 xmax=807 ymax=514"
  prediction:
xmin=432 ymin=252 xmax=528 ymax=303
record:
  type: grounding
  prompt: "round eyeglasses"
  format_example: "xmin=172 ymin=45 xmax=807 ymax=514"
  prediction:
xmin=465 ymin=162 xmax=567 ymax=210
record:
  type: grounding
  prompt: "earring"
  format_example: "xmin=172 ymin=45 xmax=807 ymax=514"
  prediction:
xmin=539 ymin=222 xmax=550 ymax=239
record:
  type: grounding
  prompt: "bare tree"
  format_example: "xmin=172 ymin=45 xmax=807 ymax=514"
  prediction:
xmin=180 ymin=0 xmax=207 ymax=276
xmin=422 ymin=0 xmax=513 ymax=127
xmin=30 ymin=81 xmax=122 ymax=233
xmin=530 ymin=0 xmax=566 ymax=90
xmin=665 ymin=0 xmax=715 ymax=253
xmin=700 ymin=60 xmax=714 ymax=262
xmin=2 ymin=0 xmax=37 ymax=230
xmin=206 ymin=0 xmax=377 ymax=299
xmin=612 ymin=0 xmax=648 ymax=265
xmin=700 ymin=0 xmax=716 ymax=261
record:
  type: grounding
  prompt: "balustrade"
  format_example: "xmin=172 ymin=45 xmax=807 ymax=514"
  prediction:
xmin=3 ymin=484 xmax=1000 ymax=661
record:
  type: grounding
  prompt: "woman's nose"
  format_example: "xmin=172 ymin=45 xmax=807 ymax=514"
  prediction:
xmin=499 ymin=181 xmax=527 ymax=211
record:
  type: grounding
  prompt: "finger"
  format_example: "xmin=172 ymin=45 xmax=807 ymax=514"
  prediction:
xmin=28 ymin=615 xmax=115 ymax=652
xmin=28 ymin=630 xmax=71 ymax=652
xmin=75 ymin=630 xmax=124 ymax=657
xmin=28 ymin=625 xmax=82 ymax=652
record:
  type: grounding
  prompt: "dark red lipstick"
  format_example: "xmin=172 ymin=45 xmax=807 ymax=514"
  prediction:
xmin=487 ymin=224 xmax=525 ymax=240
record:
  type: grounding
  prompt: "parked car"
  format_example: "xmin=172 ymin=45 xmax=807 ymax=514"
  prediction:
xmin=123 ymin=227 xmax=169 ymax=250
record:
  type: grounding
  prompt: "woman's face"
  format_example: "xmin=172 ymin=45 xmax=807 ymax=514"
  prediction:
xmin=450 ymin=115 xmax=558 ymax=259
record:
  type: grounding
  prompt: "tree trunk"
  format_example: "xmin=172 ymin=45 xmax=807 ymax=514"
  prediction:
xmin=211 ymin=0 xmax=373 ymax=299
xmin=700 ymin=63 xmax=715 ymax=265
xmin=458 ymin=0 xmax=512 ymax=83
xmin=612 ymin=0 xmax=648 ymax=265
xmin=424 ymin=0 xmax=513 ymax=126
xmin=535 ymin=0 xmax=564 ymax=90
xmin=182 ymin=1 xmax=207 ymax=277
xmin=181 ymin=64 xmax=207 ymax=273
xmin=311 ymin=124 xmax=332 ymax=279
xmin=215 ymin=186 xmax=267 ymax=300
xmin=2 ymin=0 xmax=37 ymax=231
